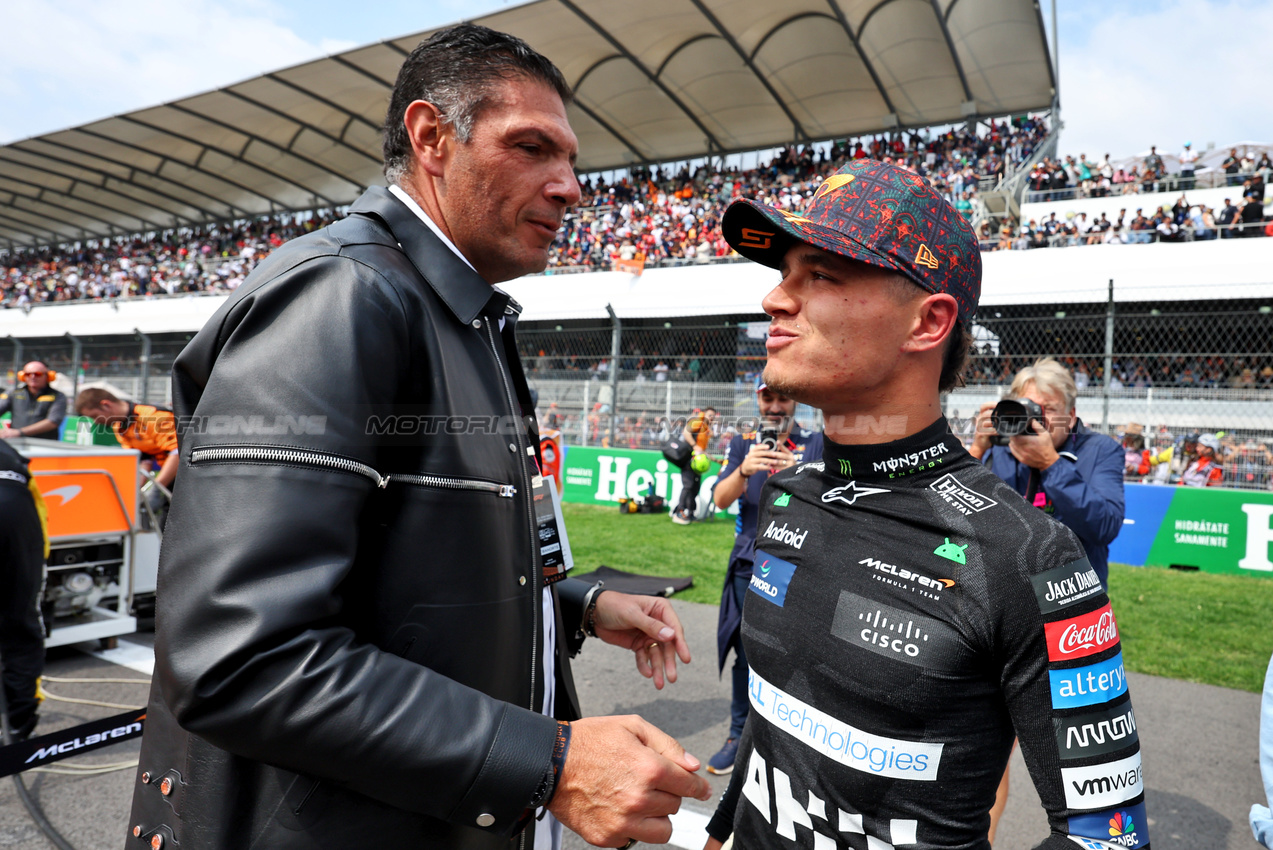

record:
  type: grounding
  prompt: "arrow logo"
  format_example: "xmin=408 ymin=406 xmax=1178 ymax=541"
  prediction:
xmin=44 ymin=485 xmax=83 ymax=505
xmin=821 ymin=480 xmax=889 ymax=507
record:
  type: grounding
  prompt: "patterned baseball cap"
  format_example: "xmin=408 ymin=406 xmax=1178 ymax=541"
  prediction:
xmin=722 ymin=159 xmax=981 ymax=319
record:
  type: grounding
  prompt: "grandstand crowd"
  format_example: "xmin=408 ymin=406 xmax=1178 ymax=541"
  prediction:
xmin=2 ymin=116 xmax=1053 ymax=307
xmin=6 ymin=115 xmax=1273 ymax=310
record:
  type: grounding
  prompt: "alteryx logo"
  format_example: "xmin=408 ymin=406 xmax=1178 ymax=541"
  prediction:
xmin=1069 ymin=801 xmax=1149 ymax=848
xmin=750 ymin=549 xmax=797 ymax=607
xmin=1049 ymin=652 xmax=1128 ymax=709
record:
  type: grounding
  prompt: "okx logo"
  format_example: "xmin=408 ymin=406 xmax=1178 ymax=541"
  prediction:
xmin=749 ymin=550 xmax=797 ymax=606
xmin=1068 ymin=801 xmax=1150 ymax=848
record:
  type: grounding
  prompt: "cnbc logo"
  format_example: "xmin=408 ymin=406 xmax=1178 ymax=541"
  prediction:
xmin=1108 ymin=810 xmax=1137 ymax=844
xmin=1068 ymin=801 xmax=1149 ymax=848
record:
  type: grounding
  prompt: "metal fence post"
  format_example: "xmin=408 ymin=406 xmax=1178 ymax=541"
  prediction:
xmin=7 ymin=337 xmax=21 ymax=391
xmin=136 ymin=330 xmax=152 ymax=403
xmin=606 ymin=304 xmax=621 ymax=447
xmin=1102 ymin=279 xmax=1114 ymax=434
xmin=65 ymin=333 xmax=82 ymax=405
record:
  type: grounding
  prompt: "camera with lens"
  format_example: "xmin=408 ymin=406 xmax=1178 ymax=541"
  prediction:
xmin=990 ymin=398 xmax=1045 ymax=446
xmin=758 ymin=426 xmax=780 ymax=451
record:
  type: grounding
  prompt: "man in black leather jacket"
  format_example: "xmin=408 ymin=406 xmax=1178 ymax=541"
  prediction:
xmin=127 ymin=24 xmax=709 ymax=850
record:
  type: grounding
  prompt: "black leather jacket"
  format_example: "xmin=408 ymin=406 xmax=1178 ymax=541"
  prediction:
xmin=127 ymin=187 xmax=590 ymax=850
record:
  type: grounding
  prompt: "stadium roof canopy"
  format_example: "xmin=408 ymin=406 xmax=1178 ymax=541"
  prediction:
xmin=0 ymin=0 xmax=1055 ymax=249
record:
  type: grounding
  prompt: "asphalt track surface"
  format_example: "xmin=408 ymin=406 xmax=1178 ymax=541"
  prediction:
xmin=0 ymin=600 xmax=1263 ymax=850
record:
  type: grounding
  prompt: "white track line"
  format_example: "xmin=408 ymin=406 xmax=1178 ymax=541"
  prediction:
xmin=86 ymin=641 xmax=155 ymax=676
xmin=668 ymin=805 xmax=712 ymax=849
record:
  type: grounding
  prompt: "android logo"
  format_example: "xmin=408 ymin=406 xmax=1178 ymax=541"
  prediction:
xmin=933 ymin=537 xmax=968 ymax=564
xmin=774 ymin=492 xmax=791 ymax=507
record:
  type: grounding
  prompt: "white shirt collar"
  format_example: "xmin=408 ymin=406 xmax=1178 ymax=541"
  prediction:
xmin=388 ymin=184 xmax=478 ymax=275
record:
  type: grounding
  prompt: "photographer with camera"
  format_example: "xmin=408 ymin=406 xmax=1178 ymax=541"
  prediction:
xmin=704 ymin=376 xmax=821 ymax=775
xmin=970 ymin=358 xmax=1125 ymax=583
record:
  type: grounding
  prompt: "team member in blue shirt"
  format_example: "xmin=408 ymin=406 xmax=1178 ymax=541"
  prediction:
xmin=706 ymin=376 xmax=822 ymax=775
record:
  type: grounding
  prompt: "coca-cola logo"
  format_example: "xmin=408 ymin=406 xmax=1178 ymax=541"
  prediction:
xmin=1045 ymin=603 xmax=1120 ymax=662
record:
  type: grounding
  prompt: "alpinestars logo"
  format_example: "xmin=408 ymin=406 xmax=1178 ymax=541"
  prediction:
xmin=822 ymin=480 xmax=889 ymax=506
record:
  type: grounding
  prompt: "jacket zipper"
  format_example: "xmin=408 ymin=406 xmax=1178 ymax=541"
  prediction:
xmin=189 ymin=446 xmax=515 ymax=497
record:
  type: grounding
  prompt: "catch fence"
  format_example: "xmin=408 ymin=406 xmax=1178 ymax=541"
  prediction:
xmin=4 ymin=289 xmax=1270 ymax=488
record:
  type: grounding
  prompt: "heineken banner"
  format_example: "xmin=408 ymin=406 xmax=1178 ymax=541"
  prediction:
xmin=561 ymin=446 xmax=737 ymax=514
xmin=1109 ymin=483 xmax=1273 ymax=577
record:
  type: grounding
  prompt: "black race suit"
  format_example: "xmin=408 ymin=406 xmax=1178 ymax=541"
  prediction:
xmin=707 ymin=418 xmax=1148 ymax=850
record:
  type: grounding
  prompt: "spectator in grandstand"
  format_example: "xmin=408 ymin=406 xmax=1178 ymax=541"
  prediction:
xmin=1219 ymin=198 xmax=1241 ymax=237
xmin=672 ymin=406 xmax=717 ymax=524
xmin=1179 ymin=141 xmax=1199 ymax=190
xmin=75 ymin=388 xmax=178 ymax=522
xmin=0 ymin=361 xmax=68 ymax=440
xmin=1144 ymin=146 xmax=1165 ymax=192
xmin=1224 ymin=148 xmax=1243 ymax=186
xmin=1181 ymin=433 xmax=1225 ymax=486
xmin=126 ymin=24 xmax=710 ymax=850
xmin=705 ymin=376 xmax=822 ymax=776
xmin=1238 ymin=190 xmax=1266 ymax=237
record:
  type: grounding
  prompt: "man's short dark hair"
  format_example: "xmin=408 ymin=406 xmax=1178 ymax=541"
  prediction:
xmin=382 ymin=23 xmax=573 ymax=184
xmin=75 ymin=387 xmax=119 ymax=414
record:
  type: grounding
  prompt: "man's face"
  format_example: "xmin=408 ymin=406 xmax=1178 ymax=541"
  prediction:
xmin=21 ymin=362 xmax=48 ymax=392
xmin=1017 ymin=383 xmax=1075 ymax=451
xmin=756 ymin=388 xmax=796 ymax=431
xmin=761 ymin=244 xmax=918 ymax=410
xmin=437 ymin=77 xmax=580 ymax=283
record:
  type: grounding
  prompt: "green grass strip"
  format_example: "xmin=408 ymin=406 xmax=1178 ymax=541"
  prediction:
xmin=1109 ymin=563 xmax=1273 ymax=693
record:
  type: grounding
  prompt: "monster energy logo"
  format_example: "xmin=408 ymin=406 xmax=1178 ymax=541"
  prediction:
xmin=839 ymin=459 xmax=851 ymax=476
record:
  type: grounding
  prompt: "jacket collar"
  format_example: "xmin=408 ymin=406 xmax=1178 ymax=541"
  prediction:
xmin=348 ymin=186 xmax=503 ymax=326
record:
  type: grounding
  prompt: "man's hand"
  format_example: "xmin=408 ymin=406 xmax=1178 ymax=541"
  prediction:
xmin=592 ymin=592 xmax=691 ymax=689
xmin=739 ymin=443 xmax=795 ymax=477
xmin=1008 ymin=419 xmax=1060 ymax=470
xmin=967 ymin=402 xmax=997 ymax=459
xmin=0 ymin=426 xmax=18 ymax=439
xmin=548 ymin=715 xmax=712 ymax=848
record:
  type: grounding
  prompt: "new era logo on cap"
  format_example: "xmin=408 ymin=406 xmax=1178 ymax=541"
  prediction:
xmin=721 ymin=159 xmax=981 ymax=320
